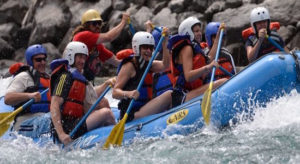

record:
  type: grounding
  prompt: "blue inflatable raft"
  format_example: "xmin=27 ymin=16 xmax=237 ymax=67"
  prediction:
xmin=1 ymin=51 xmax=300 ymax=149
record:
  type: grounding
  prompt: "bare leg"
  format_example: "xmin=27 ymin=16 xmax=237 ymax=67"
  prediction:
xmin=98 ymin=97 xmax=110 ymax=109
xmin=86 ymin=107 xmax=116 ymax=131
xmin=134 ymin=90 xmax=172 ymax=120
xmin=185 ymin=78 xmax=227 ymax=102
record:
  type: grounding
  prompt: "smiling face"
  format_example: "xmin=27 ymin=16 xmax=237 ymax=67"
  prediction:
xmin=32 ymin=54 xmax=47 ymax=73
xmin=74 ymin=53 xmax=87 ymax=72
xmin=192 ymin=24 xmax=202 ymax=43
xmin=140 ymin=44 xmax=154 ymax=61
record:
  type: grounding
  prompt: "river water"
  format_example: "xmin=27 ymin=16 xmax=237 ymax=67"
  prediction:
xmin=0 ymin=76 xmax=300 ymax=163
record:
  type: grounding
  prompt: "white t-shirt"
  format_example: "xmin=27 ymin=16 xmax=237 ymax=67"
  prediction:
xmin=83 ymin=82 xmax=98 ymax=113
xmin=6 ymin=72 xmax=34 ymax=93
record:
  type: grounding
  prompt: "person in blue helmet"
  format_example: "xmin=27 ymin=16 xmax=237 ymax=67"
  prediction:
xmin=168 ymin=17 xmax=227 ymax=107
xmin=144 ymin=20 xmax=174 ymax=98
xmin=5 ymin=44 xmax=51 ymax=131
xmin=204 ymin=22 xmax=236 ymax=80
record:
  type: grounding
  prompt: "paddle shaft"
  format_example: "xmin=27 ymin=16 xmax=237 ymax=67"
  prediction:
xmin=103 ymin=31 xmax=166 ymax=149
xmin=69 ymin=86 xmax=111 ymax=138
xmin=266 ymin=35 xmax=285 ymax=52
xmin=201 ymin=29 xmax=224 ymax=125
xmin=219 ymin=66 xmax=233 ymax=77
xmin=210 ymin=29 xmax=224 ymax=82
xmin=126 ymin=35 xmax=165 ymax=115
xmin=127 ymin=19 xmax=135 ymax=35
xmin=0 ymin=88 xmax=49 ymax=125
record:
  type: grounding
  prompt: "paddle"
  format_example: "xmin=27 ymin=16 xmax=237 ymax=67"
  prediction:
xmin=0 ymin=88 xmax=49 ymax=137
xmin=265 ymin=35 xmax=285 ymax=52
xmin=103 ymin=31 xmax=166 ymax=149
xmin=219 ymin=66 xmax=233 ymax=77
xmin=201 ymin=28 xmax=224 ymax=125
xmin=127 ymin=18 xmax=136 ymax=35
xmin=69 ymin=85 xmax=111 ymax=138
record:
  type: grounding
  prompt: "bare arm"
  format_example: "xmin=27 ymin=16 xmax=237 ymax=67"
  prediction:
xmin=96 ymin=13 xmax=129 ymax=44
xmin=180 ymin=46 xmax=215 ymax=82
xmin=50 ymin=95 xmax=72 ymax=145
xmin=5 ymin=92 xmax=41 ymax=106
xmin=151 ymin=28 xmax=170 ymax=72
xmin=247 ymin=28 xmax=267 ymax=63
xmin=112 ymin=62 xmax=139 ymax=100
xmin=94 ymin=77 xmax=117 ymax=96
xmin=246 ymin=39 xmax=264 ymax=63
xmin=144 ymin=20 xmax=153 ymax=33
xmin=105 ymin=55 xmax=121 ymax=67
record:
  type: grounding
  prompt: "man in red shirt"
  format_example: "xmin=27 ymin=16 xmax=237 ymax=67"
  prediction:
xmin=73 ymin=9 xmax=129 ymax=66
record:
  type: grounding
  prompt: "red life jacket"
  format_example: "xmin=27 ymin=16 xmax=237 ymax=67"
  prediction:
xmin=116 ymin=49 xmax=153 ymax=100
xmin=242 ymin=22 xmax=280 ymax=40
xmin=242 ymin=22 xmax=283 ymax=58
xmin=214 ymin=54 xmax=234 ymax=80
xmin=50 ymin=59 xmax=87 ymax=118
xmin=117 ymin=48 xmax=175 ymax=97
xmin=201 ymin=43 xmax=235 ymax=80
xmin=62 ymin=76 xmax=86 ymax=118
xmin=169 ymin=35 xmax=207 ymax=90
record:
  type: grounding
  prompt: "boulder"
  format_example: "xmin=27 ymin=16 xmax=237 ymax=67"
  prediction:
xmin=0 ymin=38 xmax=14 ymax=60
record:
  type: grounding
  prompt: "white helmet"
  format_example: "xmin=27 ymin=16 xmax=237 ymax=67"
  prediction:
xmin=63 ymin=41 xmax=89 ymax=65
xmin=178 ymin=17 xmax=202 ymax=41
xmin=250 ymin=7 xmax=270 ymax=34
xmin=132 ymin=31 xmax=155 ymax=56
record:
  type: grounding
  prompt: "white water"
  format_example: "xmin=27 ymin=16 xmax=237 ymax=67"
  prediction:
xmin=1 ymin=77 xmax=300 ymax=163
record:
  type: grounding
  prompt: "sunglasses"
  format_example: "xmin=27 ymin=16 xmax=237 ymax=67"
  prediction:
xmin=140 ymin=45 xmax=154 ymax=51
xmin=88 ymin=21 xmax=102 ymax=27
xmin=33 ymin=57 xmax=47 ymax=62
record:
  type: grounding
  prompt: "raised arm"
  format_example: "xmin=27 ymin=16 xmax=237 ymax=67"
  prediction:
xmin=96 ymin=13 xmax=130 ymax=44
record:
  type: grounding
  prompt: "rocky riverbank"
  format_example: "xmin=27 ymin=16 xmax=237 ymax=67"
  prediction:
xmin=0 ymin=0 xmax=299 ymax=77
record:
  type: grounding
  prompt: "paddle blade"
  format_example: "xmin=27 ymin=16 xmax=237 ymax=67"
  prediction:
xmin=103 ymin=114 xmax=127 ymax=149
xmin=201 ymin=82 xmax=213 ymax=125
xmin=0 ymin=112 xmax=14 ymax=136
xmin=0 ymin=112 xmax=11 ymax=120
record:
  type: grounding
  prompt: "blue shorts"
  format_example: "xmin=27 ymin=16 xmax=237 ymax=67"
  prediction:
xmin=18 ymin=113 xmax=51 ymax=138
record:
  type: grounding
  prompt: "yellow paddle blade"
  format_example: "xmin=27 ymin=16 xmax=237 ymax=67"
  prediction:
xmin=0 ymin=112 xmax=12 ymax=120
xmin=0 ymin=121 xmax=11 ymax=137
xmin=103 ymin=114 xmax=128 ymax=149
xmin=201 ymin=82 xmax=213 ymax=125
xmin=0 ymin=112 xmax=14 ymax=137
xmin=0 ymin=105 xmax=26 ymax=137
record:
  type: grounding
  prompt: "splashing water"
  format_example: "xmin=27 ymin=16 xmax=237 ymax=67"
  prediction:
xmin=1 ymin=78 xmax=300 ymax=163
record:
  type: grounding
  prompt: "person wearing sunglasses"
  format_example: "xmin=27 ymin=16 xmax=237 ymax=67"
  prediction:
xmin=112 ymin=30 xmax=172 ymax=122
xmin=72 ymin=9 xmax=129 ymax=70
xmin=5 ymin=44 xmax=51 ymax=132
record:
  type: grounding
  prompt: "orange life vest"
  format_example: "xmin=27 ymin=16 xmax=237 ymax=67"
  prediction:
xmin=242 ymin=22 xmax=280 ymax=40
xmin=200 ymin=43 xmax=235 ymax=80
xmin=169 ymin=35 xmax=207 ymax=90
xmin=62 ymin=77 xmax=86 ymax=118
xmin=50 ymin=59 xmax=87 ymax=118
